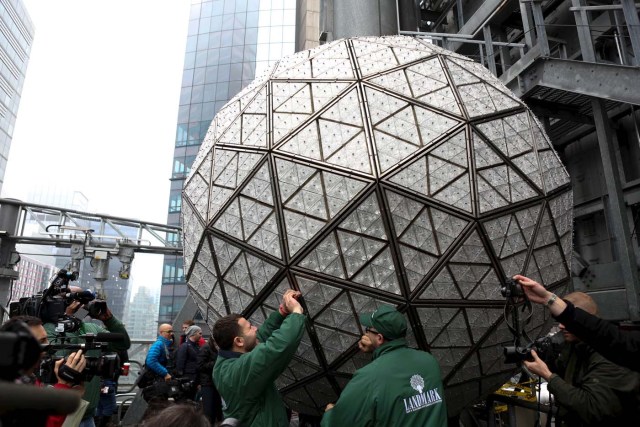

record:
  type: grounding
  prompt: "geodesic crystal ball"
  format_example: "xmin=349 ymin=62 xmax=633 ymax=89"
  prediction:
xmin=182 ymin=35 xmax=573 ymax=416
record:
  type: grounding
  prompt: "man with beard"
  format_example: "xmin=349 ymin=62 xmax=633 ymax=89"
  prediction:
xmin=212 ymin=289 xmax=305 ymax=427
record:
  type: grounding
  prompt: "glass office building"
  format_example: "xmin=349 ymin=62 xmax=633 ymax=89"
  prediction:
xmin=160 ymin=0 xmax=296 ymax=324
xmin=0 ymin=0 xmax=33 ymax=194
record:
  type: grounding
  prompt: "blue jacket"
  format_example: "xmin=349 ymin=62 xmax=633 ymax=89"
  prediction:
xmin=146 ymin=335 xmax=174 ymax=377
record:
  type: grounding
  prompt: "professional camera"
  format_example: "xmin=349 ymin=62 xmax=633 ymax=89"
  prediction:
xmin=501 ymin=277 xmax=525 ymax=298
xmin=9 ymin=269 xmax=106 ymax=332
xmin=0 ymin=328 xmax=42 ymax=381
xmin=503 ymin=331 xmax=564 ymax=364
xmin=39 ymin=333 xmax=122 ymax=384
xmin=141 ymin=377 xmax=197 ymax=402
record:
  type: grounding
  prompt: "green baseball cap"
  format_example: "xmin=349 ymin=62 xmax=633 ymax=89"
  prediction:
xmin=359 ymin=305 xmax=407 ymax=340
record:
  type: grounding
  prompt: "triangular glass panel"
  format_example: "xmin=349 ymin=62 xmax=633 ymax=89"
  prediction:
xmin=466 ymin=268 xmax=503 ymax=300
xmin=399 ymin=245 xmax=438 ymax=291
xmin=464 ymin=308 xmax=503 ymax=342
xmin=368 ymin=69 xmax=413 ymax=97
xmin=277 ymin=121 xmax=322 ymax=160
xmin=351 ymin=39 xmax=399 ymax=77
xmin=431 ymin=310 xmax=471 ymax=347
xmin=241 ymin=113 xmax=267 ymax=147
xmin=184 ymin=170 xmax=210 ymax=222
xmin=416 ymin=307 xmax=458 ymax=344
xmin=181 ymin=202 xmax=204 ymax=273
xmin=284 ymin=210 xmax=326 ymax=257
xmin=321 ymin=87 xmax=363 ymax=127
xmin=213 ymin=197 xmax=242 ymax=239
xmin=314 ymin=293 xmax=360 ymax=334
xmin=240 ymin=162 xmax=273 ymax=205
xmin=211 ymin=236 xmax=242 ymax=275
xmin=339 ymin=193 xmax=387 ymax=239
xmin=319 ymin=119 xmax=365 ymax=160
xmin=385 ymin=190 xmax=424 ymax=236
xmin=309 ymin=40 xmax=355 ymax=79
xmin=273 ymin=82 xmax=313 ymax=114
xmin=323 ymin=172 xmax=369 ymax=218
xmin=450 ymin=230 xmax=491 ymax=263
xmin=418 ymin=267 xmax=462 ymax=299
xmin=247 ymin=212 xmax=282 ymax=259
xmin=527 ymin=243 xmax=568 ymax=286
xmin=298 ymin=232 xmax=346 ymax=279
xmin=324 ymin=132 xmax=373 ymax=175
xmin=295 ymin=276 xmax=342 ymax=318
xmin=353 ymin=248 xmax=401 ymax=294
xmin=311 ymin=82 xmax=353 ymax=112
xmin=337 ymin=230 xmax=385 ymax=278
xmin=315 ymin=325 xmax=357 ymax=364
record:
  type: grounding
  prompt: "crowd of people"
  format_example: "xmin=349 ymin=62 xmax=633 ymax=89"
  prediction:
xmin=3 ymin=273 xmax=640 ymax=427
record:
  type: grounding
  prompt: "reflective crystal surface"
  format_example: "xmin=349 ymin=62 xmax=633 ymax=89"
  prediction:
xmin=182 ymin=36 xmax=572 ymax=416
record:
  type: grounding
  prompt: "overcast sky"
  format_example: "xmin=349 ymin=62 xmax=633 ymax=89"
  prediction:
xmin=2 ymin=1 xmax=192 ymax=293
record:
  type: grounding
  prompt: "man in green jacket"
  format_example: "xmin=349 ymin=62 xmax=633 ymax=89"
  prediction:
xmin=524 ymin=292 xmax=640 ymax=426
xmin=322 ymin=305 xmax=448 ymax=427
xmin=213 ymin=289 xmax=306 ymax=427
xmin=44 ymin=299 xmax=131 ymax=427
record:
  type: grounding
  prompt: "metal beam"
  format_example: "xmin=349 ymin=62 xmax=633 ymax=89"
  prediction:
xmin=525 ymin=99 xmax=594 ymax=125
xmin=505 ymin=58 xmax=640 ymax=105
xmin=591 ymin=98 xmax=640 ymax=320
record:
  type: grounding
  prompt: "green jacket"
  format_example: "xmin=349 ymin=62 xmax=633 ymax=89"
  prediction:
xmin=547 ymin=341 xmax=640 ymax=426
xmin=44 ymin=316 xmax=131 ymax=419
xmin=322 ymin=339 xmax=448 ymax=427
xmin=214 ymin=311 xmax=306 ymax=427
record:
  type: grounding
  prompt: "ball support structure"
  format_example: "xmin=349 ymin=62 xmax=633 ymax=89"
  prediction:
xmin=181 ymin=36 xmax=572 ymax=416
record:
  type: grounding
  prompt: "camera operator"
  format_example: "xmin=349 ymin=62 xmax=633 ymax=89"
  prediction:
xmin=522 ymin=292 xmax=640 ymax=426
xmin=43 ymin=297 xmax=131 ymax=427
xmin=515 ymin=274 xmax=640 ymax=372
xmin=1 ymin=316 xmax=86 ymax=427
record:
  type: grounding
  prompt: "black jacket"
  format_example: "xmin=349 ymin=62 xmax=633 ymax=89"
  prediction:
xmin=555 ymin=301 xmax=640 ymax=372
xmin=175 ymin=339 xmax=200 ymax=382
xmin=197 ymin=344 xmax=218 ymax=387
xmin=547 ymin=341 xmax=640 ymax=426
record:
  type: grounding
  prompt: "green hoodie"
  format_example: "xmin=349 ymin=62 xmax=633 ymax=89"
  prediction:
xmin=44 ymin=316 xmax=131 ymax=420
xmin=214 ymin=311 xmax=306 ymax=427
xmin=322 ymin=339 xmax=448 ymax=427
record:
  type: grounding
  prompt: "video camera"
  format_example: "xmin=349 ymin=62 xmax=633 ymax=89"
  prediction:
xmin=0 ymin=327 xmax=42 ymax=381
xmin=503 ymin=331 xmax=564 ymax=364
xmin=9 ymin=269 xmax=107 ymax=332
xmin=501 ymin=277 xmax=525 ymax=298
xmin=141 ymin=377 xmax=197 ymax=402
xmin=39 ymin=333 xmax=125 ymax=384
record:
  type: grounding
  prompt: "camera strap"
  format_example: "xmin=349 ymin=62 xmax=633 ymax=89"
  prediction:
xmin=57 ymin=364 xmax=83 ymax=385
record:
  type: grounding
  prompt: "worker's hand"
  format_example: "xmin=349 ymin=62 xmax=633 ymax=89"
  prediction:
xmin=523 ymin=350 xmax=553 ymax=381
xmin=164 ymin=373 xmax=172 ymax=382
xmin=325 ymin=403 xmax=335 ymax=412
xmin=283 ymin=290 xmax=303 ymax=315
xmin=358 ymin=335 xmax=374 ymax=353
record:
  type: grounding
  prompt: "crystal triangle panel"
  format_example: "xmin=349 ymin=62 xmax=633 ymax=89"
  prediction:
xmin=295 ymin=276 xmax=342 ymax=318
xmin=315 ymin=324 xmax=359 ymax=364
xmin=476 ymin=113 xmax=534 ymax=158
xmin=309 ymin=40 xmax=355 ymax=79
xmin=214 ymin=100 xmax=241 ymax=143
xmin=211 ymin=236 xmax=242 ymax=275
xmin=184 ymin=168 xmax=210 ymax=222
xmin=549 ymin=192 xmax=574 ymax=264
xmin=527 ymin=243 xmax=568 ymax=286
xmin=337 ymin=230 xmax=386 ymax=278
xmin=418 ymin=267 xmax=462 ymax=300
xmin=368 ymin=69 xmax=413 ymax=98
xmin=299 ymin=232 xmax=346 ymax=279
xmin=314 ymin=292 xmax=360 ymax=335
xmin=351 ymin=39 xmax=400 ymax=77
xmin=353 ymin=248 xmax=401 ymax=294
xmin=432 ymin=309 xmax=471 ymax=347
xmin=451 ymin=230 xmax=491 ymax=264
xmin=181 ymin=201 xmax=204 ymax=274
xmin=466 ymin=268 xmax=503 ymax=300
xmin=209 ymin=150 xmax=264 ymax=221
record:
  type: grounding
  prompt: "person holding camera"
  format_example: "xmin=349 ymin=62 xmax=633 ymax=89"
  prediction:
xmin=175 ymin=325 xmax=202 ymax=400
xmin=212 ymin=289 xmax=306 ymax=427
xmin=515 ymin=274 xmax=640 ymax=372
xmin=523 ymin=292 xmax=640 ymax=426
xmin=321 ymin=305 xmax=447 ymax=427
xmin=43 ymin=299 xmax=131 ymax=427
xmin=1 ymin=316 xmax=87 ymax=427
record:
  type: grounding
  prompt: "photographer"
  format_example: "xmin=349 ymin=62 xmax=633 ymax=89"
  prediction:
xmin=175 ymin=325 xmax=202 ymax=400
xmin=1 ymin=316 xmax=86 ymax=427
xmin=523 ymin=292 xmax=640 ymax=426
xmin=515 ymin=274 xmax=640 ymax=372
xmin=43 ymin=298 xmax=131 ymax=427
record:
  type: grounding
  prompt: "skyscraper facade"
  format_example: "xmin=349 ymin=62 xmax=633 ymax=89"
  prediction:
xmin=160 ymin=0 xmax=296 ymax=324
xmin=0 ymin=0 xmax=33 ymax=194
